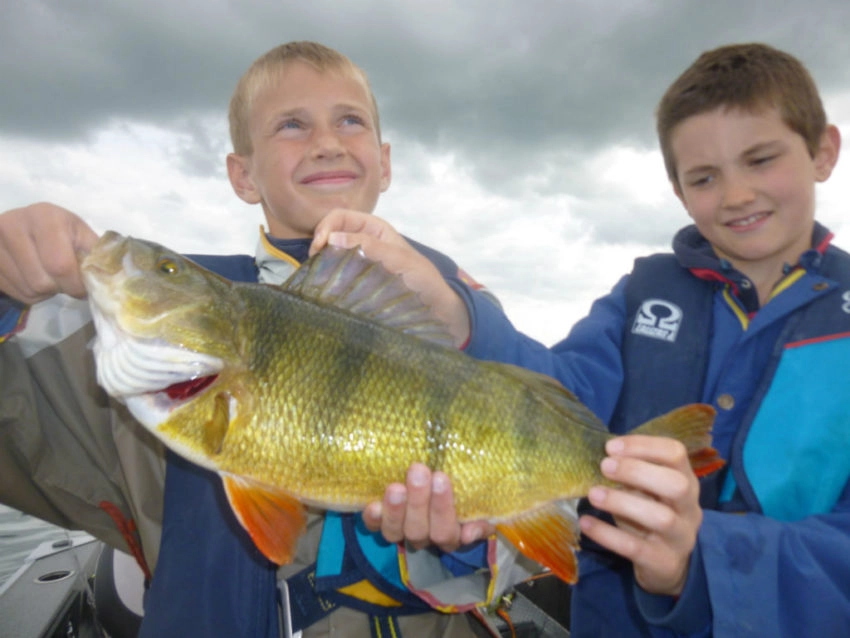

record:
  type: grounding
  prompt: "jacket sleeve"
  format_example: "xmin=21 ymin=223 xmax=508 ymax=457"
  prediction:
xmin=0 ymin=295 xmax=166 ymax=573
xmin=678 ymin=494 xmax=850 ymax=636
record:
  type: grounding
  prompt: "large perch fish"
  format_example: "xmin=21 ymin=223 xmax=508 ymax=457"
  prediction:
xmin=80 ymin=232 xmax=722 ymax=583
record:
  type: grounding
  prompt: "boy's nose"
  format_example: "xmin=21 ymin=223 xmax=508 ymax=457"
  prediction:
xmin=720 ymin=174 xmax=756 ymax=209
xmin=310 ymin=127 xmax=345 ymax=159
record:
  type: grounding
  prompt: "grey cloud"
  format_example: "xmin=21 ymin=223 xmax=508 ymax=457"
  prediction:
xmin=2 ymin=0 xmax=849 ymax=198
xmin=169 ymin=119 xmax=230 ymax=179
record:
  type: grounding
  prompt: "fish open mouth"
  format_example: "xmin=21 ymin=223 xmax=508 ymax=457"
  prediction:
xmin=164 ymin=375 xmax=219 ymax=400
xmin=121 ymin=368 xmax=223 ymax=433
xmin=86 ymin=296 xmax=225 ymax=403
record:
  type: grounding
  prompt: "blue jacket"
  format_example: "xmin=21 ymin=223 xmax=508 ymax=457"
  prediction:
xmin=140 ymin=235 xmax=489 ymax=637
xmin=465 ymin=223 xmax=850 ymax=637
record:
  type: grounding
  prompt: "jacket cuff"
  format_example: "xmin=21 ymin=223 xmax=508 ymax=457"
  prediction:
xmin=447 ymin=279 xmax=521 ymax=361
xmin=634 ymin=541 xmax=711 ymax=634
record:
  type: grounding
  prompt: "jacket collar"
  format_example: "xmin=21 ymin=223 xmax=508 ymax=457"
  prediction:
xmin=671 ymin=222 xmax=834 ymax=311
xmin=254 ymin=228 xmax=310 ymax=285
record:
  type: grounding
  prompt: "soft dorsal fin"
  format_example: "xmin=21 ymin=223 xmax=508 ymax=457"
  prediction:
xmin=483 ymin=360 xmax=609 ymax=432
xmin=283 ymin=245 xmax=454 ymax=348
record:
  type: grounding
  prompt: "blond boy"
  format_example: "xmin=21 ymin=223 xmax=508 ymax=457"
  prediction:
xmin=0 ymin=42 xmax=496 ymax=637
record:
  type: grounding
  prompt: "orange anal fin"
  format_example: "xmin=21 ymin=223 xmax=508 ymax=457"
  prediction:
xmin=222 ymin=474 xmax=306 ymax=565
xmin=496 ymin=502 xmax=580 ymax=584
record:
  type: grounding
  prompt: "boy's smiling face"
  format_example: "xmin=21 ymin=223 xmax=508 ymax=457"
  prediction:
xmin=672 ymin=106 xmax=839 ymax=284
xmin=228 ymin=61 xmax=391 ymax=238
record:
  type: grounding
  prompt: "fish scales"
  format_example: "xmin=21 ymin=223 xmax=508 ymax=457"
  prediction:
xmin=152 ymin=274 xmax=602 ymax=516
xmin=81 ymin=232 xmax=723 ymax=582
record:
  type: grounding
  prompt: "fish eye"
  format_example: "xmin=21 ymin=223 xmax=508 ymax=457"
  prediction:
xmin=157 ymin=257 xmax=180 ymax=275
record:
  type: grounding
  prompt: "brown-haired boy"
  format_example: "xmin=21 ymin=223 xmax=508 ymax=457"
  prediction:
xmin=314 ymin=43 xmax=849 ymax=636
xmin=0 ymin=41 xmax=498 ymax=637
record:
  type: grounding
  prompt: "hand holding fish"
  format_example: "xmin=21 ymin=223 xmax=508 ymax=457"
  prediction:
xmin=311 ymin=209 xmax=471 ymax=348
xmin=363 ymin=463 xmax=496 ymax=552
xmin=579 ymin=434 xmax=703 ymax=596
xmin=0 ymin=202 xmax=98 ymax=304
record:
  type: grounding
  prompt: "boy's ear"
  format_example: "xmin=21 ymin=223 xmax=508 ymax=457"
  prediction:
xmin=227 ymin=153 xmax=262 ymax=204
xmin=814 ymin=124 xmax=841 ymax=182
xmin=379 ymin=142 xmax=392 ymax=192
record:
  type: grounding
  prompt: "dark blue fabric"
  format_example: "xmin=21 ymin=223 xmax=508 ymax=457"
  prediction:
xmin=141 ymin=452 xmax=279 ymax=638
xmin=186 ymin=253 xmax=258 ymax=283
xmin=284 ymin=564 xmax=339 ymax=633
xmin=608 ymin=252 xmax=714 ymax=433
xmin=0 ymin=295 xmax=26 ymax=339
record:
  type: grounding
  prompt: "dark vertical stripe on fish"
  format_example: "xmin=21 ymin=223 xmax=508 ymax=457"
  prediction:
xmin=422 ymin=351 xmax=467 ymax=472
xmin=513 ymin=384 xmax=545 ymax=483
xmin=314 ymin=314 xmax=382 ymax=443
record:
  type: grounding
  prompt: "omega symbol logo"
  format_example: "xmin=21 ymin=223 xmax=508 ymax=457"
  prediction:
xmin=632 ymin=299 xmax=683 ymax=343
xmin=842 ymin=291 xmax=850 ymax=314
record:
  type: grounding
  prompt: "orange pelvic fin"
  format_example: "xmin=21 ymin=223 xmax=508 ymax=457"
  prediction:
xmin=222 ymin=474 xmax=306 ymax=565
xmin=496 ymin=501 xmax=581 ymax=584
xmin=632 ymin=403 xmax=725 ymax=477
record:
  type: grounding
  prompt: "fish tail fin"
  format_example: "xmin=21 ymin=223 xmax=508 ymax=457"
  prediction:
xmin=222 ymin=475 xmax=306 ymax=565
xmin=632 ymin=403 xmax=725 ymax=477
xmin=496 ymin=501 xmax=580 ymax=584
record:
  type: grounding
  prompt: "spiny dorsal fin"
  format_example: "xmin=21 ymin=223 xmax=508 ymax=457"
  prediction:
xmin=483 ymin=360 xmax=609 ymax=431
xmin=283 ymin=245 xmax=454 ymax=348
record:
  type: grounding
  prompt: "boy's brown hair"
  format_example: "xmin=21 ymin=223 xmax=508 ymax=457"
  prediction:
xmin=228 ymin=41 xmax=381 ymax=156
xmin=657 ymin=43 xmax=827 ymax=188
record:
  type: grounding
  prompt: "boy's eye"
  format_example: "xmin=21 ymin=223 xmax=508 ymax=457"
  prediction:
xmin=750 ymin=154 xmax=776 ymax=166
xmin=340 ymin=114 xmax=366 ymax=127
xmin=688 ymin=174 xmax=714 ymax=188
xmin=278 ymin=119 xmax=303 ymax=131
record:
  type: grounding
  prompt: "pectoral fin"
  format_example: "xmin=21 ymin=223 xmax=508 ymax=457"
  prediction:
xmin=203 ymin=392 xmax=231 ymax=455
xmin=496 ymin=501 xmax=581 ymax=584
xmin=222 ymin=475 xmax=306 ymax=565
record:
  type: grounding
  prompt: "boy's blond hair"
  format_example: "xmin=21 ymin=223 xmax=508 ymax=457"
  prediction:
xmin=657 ymin=43 xmax=827 ymax=188
xmin=228 ymin=41 xmax=381 ymax=156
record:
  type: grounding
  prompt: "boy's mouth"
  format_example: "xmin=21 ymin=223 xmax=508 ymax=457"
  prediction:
xmin=300 ymin=171 xmax=358 ymax=186
xmin=727 ymin=211 xmax=770 ymax=230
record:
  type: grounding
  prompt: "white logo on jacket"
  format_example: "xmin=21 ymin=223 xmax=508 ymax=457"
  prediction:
xmin=842 ymin=291 xmax=850 ymax=314
xmin=632 ymin=299 xmax=682 ymax=342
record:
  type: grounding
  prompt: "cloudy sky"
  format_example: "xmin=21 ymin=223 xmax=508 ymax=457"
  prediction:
xmin=2 ymin=0 xmax=849 ymax=345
